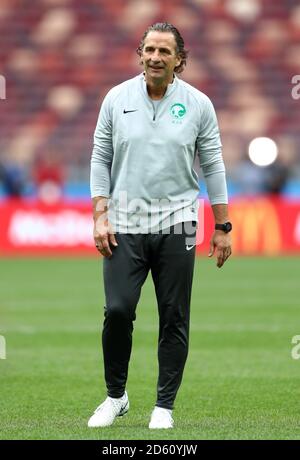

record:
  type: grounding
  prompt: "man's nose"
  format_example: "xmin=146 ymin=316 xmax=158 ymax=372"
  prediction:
xmin=151 ymin=50 xmax=161 ymax=61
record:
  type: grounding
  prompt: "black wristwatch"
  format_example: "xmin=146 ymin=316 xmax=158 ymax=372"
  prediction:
xmin=215 ymin=221 xmax=232 ymax=233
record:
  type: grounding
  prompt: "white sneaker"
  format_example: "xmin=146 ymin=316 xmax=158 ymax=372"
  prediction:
xmin=88 ymin=392 xmax=129 ymax=427
xmin=149 ymin=406 xmax=174 ymax=429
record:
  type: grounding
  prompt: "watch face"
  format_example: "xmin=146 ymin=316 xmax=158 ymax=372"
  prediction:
xmin=225 ymin=222 xmax=232 ymax=232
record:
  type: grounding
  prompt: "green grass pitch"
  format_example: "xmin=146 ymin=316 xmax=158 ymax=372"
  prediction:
xmin=0 ymin=256 xmax=300 ymax=440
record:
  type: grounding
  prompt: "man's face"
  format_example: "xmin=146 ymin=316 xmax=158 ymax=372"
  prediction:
xmin=141 ymin=31 xmax=181 ymax=84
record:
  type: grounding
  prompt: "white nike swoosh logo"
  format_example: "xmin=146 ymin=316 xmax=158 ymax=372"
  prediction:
xmin=186 ymin=245 xmax=195 ymax=251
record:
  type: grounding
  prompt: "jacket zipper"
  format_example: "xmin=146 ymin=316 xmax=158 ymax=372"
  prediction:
xmin=152 ymin=102 xmax=156 ymax=121
xmin=151 ymin=101 xmax=158 ymax=121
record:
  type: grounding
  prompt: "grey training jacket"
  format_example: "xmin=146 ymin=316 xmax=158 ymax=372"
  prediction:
xmin=91 ymin=73 xmax=228 ymax=233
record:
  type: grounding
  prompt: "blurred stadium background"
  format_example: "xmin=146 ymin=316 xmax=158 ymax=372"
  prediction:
xmin=1 ymin=0 xmax=300 ymax=440
xmin=0 ymin=0 xmax=300 ymax=255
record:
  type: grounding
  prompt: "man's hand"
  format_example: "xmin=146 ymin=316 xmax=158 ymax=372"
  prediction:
xmin=92 ymin=196 xmax=118 ymax=258
xmin=208 ymin=230 xmax=232 ymax=268
xmin=93 ymin=213 xmax=118 ymax=258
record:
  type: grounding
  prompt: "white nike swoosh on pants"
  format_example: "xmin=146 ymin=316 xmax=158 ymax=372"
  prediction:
xmin=186 ymin=245 xmax=195 ymax=251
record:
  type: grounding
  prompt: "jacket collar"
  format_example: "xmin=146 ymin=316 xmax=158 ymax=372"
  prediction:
xmin=140 ymin=72 xmax=178 ymax=100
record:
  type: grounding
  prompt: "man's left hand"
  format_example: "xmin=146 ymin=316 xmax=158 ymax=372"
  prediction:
xmin=208 ymin=231 xmax=232 ymax=268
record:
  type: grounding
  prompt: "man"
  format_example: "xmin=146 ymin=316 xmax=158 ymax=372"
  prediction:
xmin=88 ymin=22 xmax=232 ymax=429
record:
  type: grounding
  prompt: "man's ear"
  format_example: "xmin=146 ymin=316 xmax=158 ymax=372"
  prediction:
xmin=175 ymin=55 xmax=181 ymax=68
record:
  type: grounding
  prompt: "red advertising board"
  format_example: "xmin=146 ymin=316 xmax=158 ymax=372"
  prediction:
xmin=0 ymin=200 xmax=94 ymax=256
xmin=0 ymin=197 xmax=300 ymax=256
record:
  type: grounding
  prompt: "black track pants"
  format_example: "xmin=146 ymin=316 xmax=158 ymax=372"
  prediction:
xmin=102 ymin=221 xmax=196 ymax=410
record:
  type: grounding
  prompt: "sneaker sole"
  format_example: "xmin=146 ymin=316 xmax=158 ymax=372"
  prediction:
xmin=149 ymin=425 xmax=173 ymax=429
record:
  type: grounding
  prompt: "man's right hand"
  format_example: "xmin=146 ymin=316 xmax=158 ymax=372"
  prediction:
xmin=93 ymin=214 xmax=118 ymax=257
xmin=92 ymin=196 xmax=118 ymax=258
